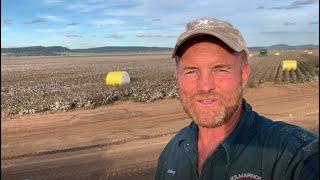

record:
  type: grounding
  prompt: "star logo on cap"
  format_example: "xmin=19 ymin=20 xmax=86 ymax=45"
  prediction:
xmin=198 ymin=19 xmax=209 ymax=25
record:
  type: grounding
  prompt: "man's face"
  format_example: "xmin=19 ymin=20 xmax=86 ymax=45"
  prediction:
xmin=176 ymin=41 xmax=250 ymax=128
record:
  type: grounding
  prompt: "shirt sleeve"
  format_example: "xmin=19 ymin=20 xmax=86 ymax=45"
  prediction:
xmin=155 ymin=147 xmax=167 ymax=180
xmin=292 ymin=139 xmax=319 ymax=180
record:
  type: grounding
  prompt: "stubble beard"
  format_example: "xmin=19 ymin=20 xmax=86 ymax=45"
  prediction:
xmin=179 ymin=86 xmax=243 ymax=128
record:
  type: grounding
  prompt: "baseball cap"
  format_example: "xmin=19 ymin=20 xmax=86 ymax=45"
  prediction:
xmin=172 ymin=17 xmax=249 ymax=58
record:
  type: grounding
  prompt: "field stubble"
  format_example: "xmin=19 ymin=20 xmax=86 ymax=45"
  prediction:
xmin=1 ymin=50 xmax=319 ymax=117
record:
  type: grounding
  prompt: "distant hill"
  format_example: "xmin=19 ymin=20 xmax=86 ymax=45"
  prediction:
xmin=72 ymin=46 xmax=172 ymax=53
xmin=1 ymin=44 xmax=318 ymax=56
xmin=2 ymin=46 xmax=70 ymax=53
xmin=1 ymin=46 xmax=71 ymax=56
xmin=248 ymin=44 xmax=319 ymax=51
xmin=1 ymin=46 xmax=172 ymax=56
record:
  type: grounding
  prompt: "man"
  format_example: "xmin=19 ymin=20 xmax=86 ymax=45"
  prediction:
xmin=155 ymin=17 xmax=319 ymax=180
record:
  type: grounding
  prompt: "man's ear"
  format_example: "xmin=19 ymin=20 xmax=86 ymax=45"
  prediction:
xmin=241 ymin=63 xmax=250 ymax=88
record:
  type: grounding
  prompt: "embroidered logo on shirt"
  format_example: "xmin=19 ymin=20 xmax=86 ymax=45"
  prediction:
xmin=167 ymin=169 xmax=176 ymax=175
xmin=230 ymin=173 xmax=262 ymax=180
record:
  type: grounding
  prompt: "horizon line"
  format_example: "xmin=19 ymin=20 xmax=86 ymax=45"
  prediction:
xmin=1 ymin=43 xmax=319 ymax=49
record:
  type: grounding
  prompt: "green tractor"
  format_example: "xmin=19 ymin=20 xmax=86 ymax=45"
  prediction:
xmin=259 ymin=49 xmax=268 ymax=57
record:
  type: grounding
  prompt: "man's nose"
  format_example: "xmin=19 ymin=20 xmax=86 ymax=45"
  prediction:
xmin=197 ymin=72 xmax=215 ymax=93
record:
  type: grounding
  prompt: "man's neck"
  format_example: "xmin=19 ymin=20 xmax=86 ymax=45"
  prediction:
xmin=198 ymin=105 xmax=243 ymax=144
xmin=197 ymin=104 xmax=243 ymax=173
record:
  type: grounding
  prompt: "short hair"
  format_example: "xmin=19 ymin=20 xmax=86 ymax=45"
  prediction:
xmin=174 ymin=35 xmax=248 ymax=65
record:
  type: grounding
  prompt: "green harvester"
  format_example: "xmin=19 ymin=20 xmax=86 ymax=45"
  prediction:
xmin=259 ymin=49 xmax=268 ymax=57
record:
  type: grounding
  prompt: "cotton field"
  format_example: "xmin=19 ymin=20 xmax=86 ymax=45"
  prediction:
xmin=1 ymin=50 xmax=318 ymax=117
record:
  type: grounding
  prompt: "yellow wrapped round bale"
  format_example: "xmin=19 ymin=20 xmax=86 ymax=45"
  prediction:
xmin=106 ymin=71 xmax=130 ymax=86
xmin=282 ymin=60 xmax=297 ymax=71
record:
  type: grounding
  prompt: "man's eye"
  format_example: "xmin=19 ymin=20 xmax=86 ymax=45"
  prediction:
xmin=185 ymin=70 xmax=196 ymax=75
xmin=214 ymin=68 xmax=229 ymax=72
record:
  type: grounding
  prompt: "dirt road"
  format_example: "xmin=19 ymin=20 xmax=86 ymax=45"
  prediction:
xmin=1 ymin=81 xmax=318 ymax=180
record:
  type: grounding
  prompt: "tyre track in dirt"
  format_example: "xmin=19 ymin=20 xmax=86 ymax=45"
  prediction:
xmin=2 ymin=136 xmax=168 ymax=180
xmin=2 ymin=99 xmax=189 ymax=179
xmin=1 ymin=130 xmax=177 ymax=161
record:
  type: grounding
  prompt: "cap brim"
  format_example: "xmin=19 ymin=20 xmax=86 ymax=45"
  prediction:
xmin=171 ymin=30 xmax=249 ymax=58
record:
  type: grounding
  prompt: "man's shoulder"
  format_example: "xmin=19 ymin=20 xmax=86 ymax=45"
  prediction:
xmin=159 ymin=122 xmax=194 ymax=156
xmin=253 ymin=113 xmax=318 ymax=157
xmin=156 ymin=123 xmax=197 ymax=179
xmin=254 ymin=113 xmax=318 ymax=143
xmin=252 ymin=112 xmax=319 ymax=179
xmin=166 ymin=123 xmax=192 ymax=147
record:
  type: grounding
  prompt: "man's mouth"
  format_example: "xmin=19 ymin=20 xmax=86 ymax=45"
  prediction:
xmin=196 ymin=98 xmax=217 ymax=105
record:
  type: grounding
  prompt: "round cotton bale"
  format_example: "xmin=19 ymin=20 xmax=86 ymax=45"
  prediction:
xmin=275 ymin=52 xmax=280 ymax=56
xmin=105 ymin=71 xmax=130 ymax=86
xmin=308 ymin=51 xmax=313 ymax=54
xmin=282 ymin=60 xmax=297 ymax=71
xmin=304 ymin=50 xmax=308 ymax=53
xmin=249 ymin=54 xmax=253 ymax=57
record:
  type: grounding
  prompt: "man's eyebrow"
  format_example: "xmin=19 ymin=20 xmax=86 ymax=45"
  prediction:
xmin=183 ymin=67 xmax=198 ymax=70
xmin=181 ymin=64 xmax=232 ymax=70
xmin=213 ymin=64 xmax=232 ymax=68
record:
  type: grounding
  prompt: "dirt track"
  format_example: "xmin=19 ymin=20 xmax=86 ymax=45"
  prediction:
xmin=1 ymin=81 xmax=319 ymax=180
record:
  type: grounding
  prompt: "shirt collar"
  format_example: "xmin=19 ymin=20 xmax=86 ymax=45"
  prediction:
xmin=220 ymin=99 xmax=257 ymax=164
xmin=178 ymin=99 xmax=258 ymax=165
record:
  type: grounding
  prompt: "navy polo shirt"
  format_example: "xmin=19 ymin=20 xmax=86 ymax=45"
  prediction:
xmin=155 ymin=99 xmax=319 ymax=180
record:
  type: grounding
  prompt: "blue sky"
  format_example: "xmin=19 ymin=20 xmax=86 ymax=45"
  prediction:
xmin=1 ymin=0 xmax=319 ymax=48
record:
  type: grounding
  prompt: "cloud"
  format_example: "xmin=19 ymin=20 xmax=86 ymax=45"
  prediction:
xmin=68 ymin=3 xmax=100 ymax=13
xmin=24 ymin=15 xmax=67 ymax=25
xmin=66 ymin=35 xmax=82 ymax=38
xmin=270 ymin=0 xmax=317 ymax=10
xmin=67 ymin=22 xmax=79 ymax=26
xmin=2 ymin=19 xmax=13 ymax=25
xmin=66 ymin=0 xmax=141 ymax=14
xmin=134 ymin=28 xmax=180 ymax=40
xmin=291 ymin=0 xmax=318 ymax=6
xmin=103 ymin=0 xmax=185 ymax=18
xmin=66 ymin=0 xmax=115 ymax=13
xmin=42 ymin=0 xmax=63 ymax=4
xmin=261 ymin=31 xmax=317 ymax=34
xmin=102 ymin=1 xmax=260 ymax=28
xmin=36 ymin=25 xmax=78 ymax=33
xmin=136 ymin=34 xmax=175 ymax=38
xmin=24 ymin=18 xmax=47 ymax=24
xmin=142 ymin=18 xmax=162 ymax=23
xmin=151 ymin=18 xmax=161 ymax=22
xmin=90 ymin=19 xmax=125 ymax=27
xmin=261 ymin=31 xmax=288 ymax=34
xmin=283 ymin=22 xmax=297 ymax=26
xmin=87 ymin=0 xmax=105 ymax=3
xmin=4 ymin=0 xmax=319 ymax=48
xmin=105 ymin=34 xmax=124 ymax=39
xmin=309 ymin=21 xmax=319 ymax=24
xmin=35 ymin=28 xmax=60 ymax=33
xmin=41 ymin=15 xmax=67 ymax=23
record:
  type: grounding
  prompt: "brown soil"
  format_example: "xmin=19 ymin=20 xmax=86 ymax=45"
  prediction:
xmin=1 ymin=81 xmax=319 ymax=180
